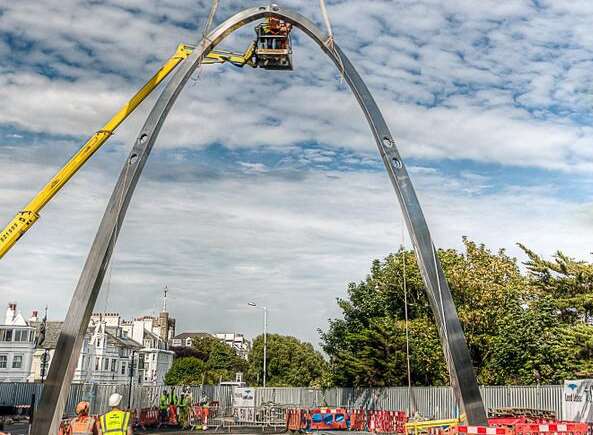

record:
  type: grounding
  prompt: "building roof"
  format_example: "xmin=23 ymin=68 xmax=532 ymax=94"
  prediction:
xmin=31 ymin=321 xmax=141 ymax=350
xmin=29 ymin=321 xmax=64 ymax=349
xmin=173 ymin=332 xmax=212 ymax=340
xmin=105 ymin=326 xmax=142 ymax=349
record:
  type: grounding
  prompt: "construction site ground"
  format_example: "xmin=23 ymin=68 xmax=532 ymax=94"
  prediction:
xmin=1 ymin=423 xmax=377 ymax=435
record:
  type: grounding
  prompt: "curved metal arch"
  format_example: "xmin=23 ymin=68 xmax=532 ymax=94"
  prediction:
xmin=33 ymin=5 xmax=486 ymax=434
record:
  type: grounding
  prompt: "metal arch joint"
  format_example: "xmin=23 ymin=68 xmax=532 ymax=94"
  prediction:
xmin=32 ymin=5 xmax=487 ymax=433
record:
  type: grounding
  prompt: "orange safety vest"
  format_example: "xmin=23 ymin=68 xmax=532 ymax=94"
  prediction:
xmin=69 ymin=416 xmax=95 ymax=435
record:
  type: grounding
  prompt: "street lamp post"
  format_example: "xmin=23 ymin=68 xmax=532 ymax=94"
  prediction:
xmin=248 ymin=302 xmax=267 ymax=388
xmin=40 ymin=349 xmax=49 ymax=383
xmin=128 ymin=350 xmax=136 ymax=409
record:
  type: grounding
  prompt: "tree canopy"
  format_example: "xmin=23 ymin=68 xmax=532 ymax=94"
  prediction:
xmin=165 ymin=336 xmax=248 ymax=385
xmin=321 ymin=238 xmax=593 ymax=387
xmin=166 ymin=334 xmax=327 ymax=387
xmin=247 ymin=334 xmax=329 ymax=387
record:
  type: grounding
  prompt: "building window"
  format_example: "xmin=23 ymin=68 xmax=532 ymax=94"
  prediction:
xmin=13 ymin=355 xmax=23 ymax=369
xmin=95 ymin=357 xmax=100 ymax=371
xmin=121 ymin=362 xmax=126 ymax=375
xmin=14 ymin=330 xmax=29 ymax=342
xmin=103 ymin=358 xmax=109 ymax=371
xmin=0 ymin=329 xmax=13 ymax=342
xmin=0 ymin=355 xmax=7 ymax=368
xmin=111 ymin=359 xmax=117 ymax=372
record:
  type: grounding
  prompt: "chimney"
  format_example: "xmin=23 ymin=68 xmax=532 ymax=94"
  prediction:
xmin=29 ymin=311 xmax=39 ymax=323
xmin=5 ymin=303 xmax=16 ymax=324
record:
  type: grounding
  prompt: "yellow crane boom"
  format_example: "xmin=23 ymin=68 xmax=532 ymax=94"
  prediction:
xmin=0 ymin=41 xmax=256 ymax=259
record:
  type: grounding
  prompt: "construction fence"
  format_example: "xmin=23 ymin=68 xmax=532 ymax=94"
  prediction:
xmin=0 ymin=383 xmax=564 ymax=420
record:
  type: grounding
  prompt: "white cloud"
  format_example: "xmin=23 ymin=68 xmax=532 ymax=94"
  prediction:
xmin=3 ymin=0 xmax=593 ymax=345
xmin=1 ymin=0 xmax=593 ymax=170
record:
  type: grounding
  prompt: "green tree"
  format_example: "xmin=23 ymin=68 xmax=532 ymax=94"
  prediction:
xmin=322 ymin=238 xmax=593 ymax=387
xmin=164 ymin=357 xmax=207 ymax=385
xmin=247 ymin=334 xmax=328 ymax=387
xmin=165 ymin=336 xmax=248 ymax=385
xmin=519 ymin=244 xmax=593 ymax=322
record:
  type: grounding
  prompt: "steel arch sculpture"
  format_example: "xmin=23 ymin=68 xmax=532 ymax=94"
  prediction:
xmin=32 ymin=5 xmax=487 ymax=433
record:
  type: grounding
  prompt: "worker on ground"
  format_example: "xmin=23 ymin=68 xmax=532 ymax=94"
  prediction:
xmin=99 ymin=393 xmax=133 ymax=435
xmin=168 ymin=389 xmax=178 ymax=426
xmin=158 ymin=389 xmax=169 ymax=427
xmin=65 ymin=401 xmax=98 ymax=435
xmin=199 ymin=393 xmax=210 ymax=430
xmin=178 ymin=392 xmax=191 ymax=429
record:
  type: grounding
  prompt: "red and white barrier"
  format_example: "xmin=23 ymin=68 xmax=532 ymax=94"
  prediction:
xmin=515 ymin=423 xmax=589 ymax=435
xmin=458 ymin=426 xmax=510 ymax=435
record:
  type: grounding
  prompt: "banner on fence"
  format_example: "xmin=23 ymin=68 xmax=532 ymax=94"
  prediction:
xmin=562 ymin=380 xmax=593 ymax=422
xmin=233 ymin=387 xmax=255 ymax=407
xmin=233 ymin=387 xmax=256 ymax=422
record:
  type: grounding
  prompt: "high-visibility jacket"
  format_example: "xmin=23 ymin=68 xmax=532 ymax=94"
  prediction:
xmin=159 ymin=394 xmax=169 ymax=410
xmin=99 ymin=409 xmax=131 ymax=435
xmin=69 ymin=416 xmax=95 ymax=435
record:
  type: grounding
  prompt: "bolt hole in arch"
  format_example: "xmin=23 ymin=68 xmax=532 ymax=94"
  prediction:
xmin=129 ymin=154 xmax=139 ymax=165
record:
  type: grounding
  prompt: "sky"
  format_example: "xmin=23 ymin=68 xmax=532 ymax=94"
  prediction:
xmin=2 ymin=0 xmax=593 ymax=346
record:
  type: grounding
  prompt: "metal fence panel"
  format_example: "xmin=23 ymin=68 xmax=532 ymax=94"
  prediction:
xmin=0 ymin=382 xmax=565 ymax=420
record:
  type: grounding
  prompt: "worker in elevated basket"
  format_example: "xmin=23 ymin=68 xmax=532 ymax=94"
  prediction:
xmin=99 ymin=393 xmax=133 ymax=435
xmin=64 ymin=401 xmax=98 ymax=435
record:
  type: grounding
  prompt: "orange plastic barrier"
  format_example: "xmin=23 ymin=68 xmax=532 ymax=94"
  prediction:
xmin=137 ymin=407 xmax=159 ymax=428
xmin=287 ymin=408 xmax=310 ymax=431
xmin=191 ymin=405 xmax=210 ymax=428
xmin=309 ymin=407 xmax=349 ymax=431
xmin=284 ymin=407 xmax=408 ymax=433
xmin=515 ymin=423 xmax=590 ymax=435
xmin=349 ymin=409 xmax=368 ymax=431
xmin=368 ymin=410 xmax=408 ymax=433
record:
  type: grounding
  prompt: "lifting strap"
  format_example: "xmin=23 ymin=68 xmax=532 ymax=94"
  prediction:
xmin=319 ymin=0 xmax=345 ymax=81
xmin=319 ymin=0 xmax=334 ymax=48
xmin=192 ymin=0 xmax=219 ymax=84
xmin=202 ymin=0 xmax=220 ymax=43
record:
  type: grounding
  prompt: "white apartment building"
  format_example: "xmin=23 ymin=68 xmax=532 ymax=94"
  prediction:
xmin=0 ymin=303 xmax=175 ymax=386
xmin=139 ymin=348 xmax=174 ymax=386
xmin=29 ymin=320 xmax=141 ymax=384
xmin=121 ymin=317 xmax=174 ymax=386
xmin=0 ymin=304 xmax=36 ymax=382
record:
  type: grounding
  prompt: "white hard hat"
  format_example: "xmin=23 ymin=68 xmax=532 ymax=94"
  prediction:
xmin=108 ymin=393 xmax=123 ymax=407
